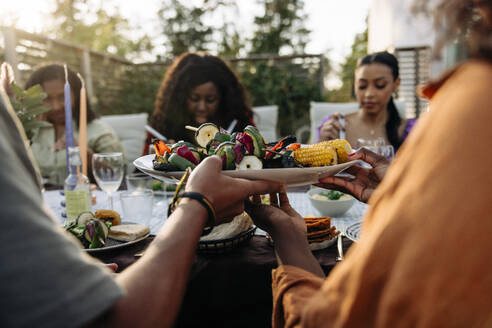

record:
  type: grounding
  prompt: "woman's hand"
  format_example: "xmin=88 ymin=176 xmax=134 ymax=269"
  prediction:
xmin=316 ymin=147 xmax=389 ymax=203
xmin=185 ymin=156 xmax=283 ymax=222
xmin=319 ymin=113 xmax=344 ymax=141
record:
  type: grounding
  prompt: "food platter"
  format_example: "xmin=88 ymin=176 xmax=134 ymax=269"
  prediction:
xmin=84 ymin=233 xmax=150 ymax=253
xmin=80 ymin=222 xmax=151 ymax=253
xmin=134 ymin=155 xmax=361 ymax=187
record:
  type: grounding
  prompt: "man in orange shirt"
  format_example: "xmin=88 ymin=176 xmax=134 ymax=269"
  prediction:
xmin=246 ymin=0 xmax=492 ymax=326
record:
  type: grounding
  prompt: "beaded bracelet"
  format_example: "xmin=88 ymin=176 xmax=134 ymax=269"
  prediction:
xmin=168 ymin=191 xmax=216 ymax=236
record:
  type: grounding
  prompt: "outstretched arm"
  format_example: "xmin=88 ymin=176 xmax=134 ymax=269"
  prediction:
xmin=101 ymin=156 xmax=282 ymax=327
xmin=246 ymin=191 xmax=324 ymax=278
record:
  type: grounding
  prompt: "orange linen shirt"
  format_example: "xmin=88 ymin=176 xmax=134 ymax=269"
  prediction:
xmin=272 ymin=60 xmax=492 ymax=327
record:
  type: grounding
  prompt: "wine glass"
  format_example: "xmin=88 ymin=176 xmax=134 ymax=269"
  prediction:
xmin=356 ymin=138 xmax=395 ymax=161
xmin=92 ymin=152 xmax=124 ymax=209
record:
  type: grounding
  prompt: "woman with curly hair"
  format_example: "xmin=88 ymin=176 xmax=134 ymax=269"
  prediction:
xmin=142 ymin=53 xmax=254 ymax=153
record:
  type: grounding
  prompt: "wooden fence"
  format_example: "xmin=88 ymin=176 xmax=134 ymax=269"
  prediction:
xmin=1 ymin=27 xmax=135 ymax=114
xmin=0 ymin=27 xmax=325 ymax=119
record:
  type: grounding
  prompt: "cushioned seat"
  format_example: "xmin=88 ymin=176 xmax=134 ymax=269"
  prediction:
xmin=100 ymin=113 xmax=148 ymax=173
xmin=253 ymin=105 xmax=278 ymax=143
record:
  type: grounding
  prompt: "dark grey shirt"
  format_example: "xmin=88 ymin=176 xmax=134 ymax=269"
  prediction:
xmin=0 ymin=90 xmax=123 ymax=328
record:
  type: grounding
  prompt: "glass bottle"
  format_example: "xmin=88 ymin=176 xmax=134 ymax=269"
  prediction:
xmin=64 ymin=146 xmax=91 ymax=225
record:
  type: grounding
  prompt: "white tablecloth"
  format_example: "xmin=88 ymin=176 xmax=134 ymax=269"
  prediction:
xmin=43 ymin=190 xmax=367 ymax=235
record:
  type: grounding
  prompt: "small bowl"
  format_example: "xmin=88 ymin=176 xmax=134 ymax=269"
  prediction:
xmin=307 ymin=188 xmax=355 ymax=217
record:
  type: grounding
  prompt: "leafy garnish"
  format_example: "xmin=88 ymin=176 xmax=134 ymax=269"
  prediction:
xmin=319 ymin=190 xmax=344 ymax=200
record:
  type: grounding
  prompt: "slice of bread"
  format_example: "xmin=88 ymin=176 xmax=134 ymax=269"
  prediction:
xmin=109 ymin=224 xmax=150 ymax=242
xmin=200 ymin=212 xmax=253 ymax=241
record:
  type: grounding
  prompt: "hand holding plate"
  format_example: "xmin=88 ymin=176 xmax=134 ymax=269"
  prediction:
xmin=186 ymin=156 xmax=283 ymax=222
xmin=316 ymin=147 xmax=389 ymax=203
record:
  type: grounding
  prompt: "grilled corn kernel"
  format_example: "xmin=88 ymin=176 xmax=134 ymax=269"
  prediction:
xmin=294 ymin=145 xmax=338 ymax=167
xmin=320 ymin=139 xmax=353 ymax=163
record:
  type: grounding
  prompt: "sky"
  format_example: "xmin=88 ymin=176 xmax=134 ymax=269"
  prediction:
xmin=0 ymin=0 xmax=371 ymax=87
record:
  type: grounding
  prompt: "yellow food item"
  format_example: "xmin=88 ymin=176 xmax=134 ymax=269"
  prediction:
xmin=293 ymin=144 xmax=338 ymax=167
xmin=94 ymin=209 xmax=121 ymax=226
xmin=322 ymin=139 xmax=353 ymax=163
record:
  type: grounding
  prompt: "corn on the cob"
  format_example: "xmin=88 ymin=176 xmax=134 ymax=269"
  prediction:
xmin=321 ymin=139 xmax=353 ymax=163
xmin=293 ymin=144 xmax=338 ymax=167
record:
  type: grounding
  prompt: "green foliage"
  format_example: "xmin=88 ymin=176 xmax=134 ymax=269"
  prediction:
xmin=326 ymin=26 xmax=368 ymax=102
xmin=50 ymin=0 xmax=152 ymax=59
xmin=8 ymin=84 xmax=51 ymax=140
xmin=250 ymin=0 xmax=310 ymax=55
xmin=217 ymin=25 xmax=244 ymax=58
xmin=319 ymin=190 xmax=344 ymax=200
xmin=157 ymin=0 xmax=241 ymax=59
xmin=235 ymin=61 xmax=322 ymax=136
xmin=158 ymin=0 xmax=215 ymax=58
xmin=45 ymin=0 xmax=325 ymax=139
xmin=111 ymin=65 xmax=165 ymax=116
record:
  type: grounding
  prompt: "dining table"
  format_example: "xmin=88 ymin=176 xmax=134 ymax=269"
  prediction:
xmin=43 ymin=187 xmax=367 ymax=327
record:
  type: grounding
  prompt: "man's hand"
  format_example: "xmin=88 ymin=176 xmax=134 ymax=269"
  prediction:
xmin=185 ymin=156 xmax=283 ymax=221
xmin=316 ymin=147 xmax=389 ymax=203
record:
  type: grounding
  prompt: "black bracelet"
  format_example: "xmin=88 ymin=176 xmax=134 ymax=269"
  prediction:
xmin=178 ymin=192 xmax=216 ymax=236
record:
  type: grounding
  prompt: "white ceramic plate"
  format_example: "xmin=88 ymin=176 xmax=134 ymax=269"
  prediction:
xmin=83 ymin=222 xmax=150 ymax=253
xmin=266 ymin=233 xmax=337 ymax=251
xmin=344 ymin=222 xmax=361 ymax=242
xmin=134 ymin=155 xmax=361 ymax=187
xmin=84 ymin=233 xmax=150 ymax=253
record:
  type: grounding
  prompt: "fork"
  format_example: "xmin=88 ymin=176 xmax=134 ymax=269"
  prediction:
xmin=335 ymin=234 xmax=344 ymax=262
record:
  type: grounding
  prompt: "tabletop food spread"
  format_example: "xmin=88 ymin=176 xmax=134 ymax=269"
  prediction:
xmin=134 ymin=122 xmax=360 ymax=186
xmin=46 ymin=122 xmax=367 ymax=252
xmin=64 ymin=208 xmax=151 ymax=251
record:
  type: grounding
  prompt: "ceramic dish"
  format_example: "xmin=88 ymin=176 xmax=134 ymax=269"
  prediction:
xmin=134 ymin=155 xmax=361 ymax=187
xmin=85 ymin=233 xmax=150 ymax=253
xmin=344 ymin=222 xmax=362 ymax=242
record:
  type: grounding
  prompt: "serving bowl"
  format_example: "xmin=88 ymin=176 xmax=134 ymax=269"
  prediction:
xmin=307 ymin=188 xmax=355 ymax=217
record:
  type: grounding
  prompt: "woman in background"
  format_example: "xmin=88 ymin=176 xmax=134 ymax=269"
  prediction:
xmin=319 ymin=51 xmax=416 ymax=152
xmin=143 ymin=52 xmax=254 ymax=153
xmin=26 ymin=64 xmax=123 ymax=186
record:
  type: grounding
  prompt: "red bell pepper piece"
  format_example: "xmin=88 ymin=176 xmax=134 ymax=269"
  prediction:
xmin=286 ymin=143 xmax=301 ymax=151
xmin=153 ymin=140 xmax=171 ymax=156
xmin=176 ymin=145 xmax=199 ymax=165
xmin=265 ymin=141 xmax=284 ymax=159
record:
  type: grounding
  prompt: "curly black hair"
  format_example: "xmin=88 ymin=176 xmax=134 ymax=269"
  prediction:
xmin=24 ymin=63 xmax=97 ymax=125
xmin=150 ymin=53 xmax=253 ymax=142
